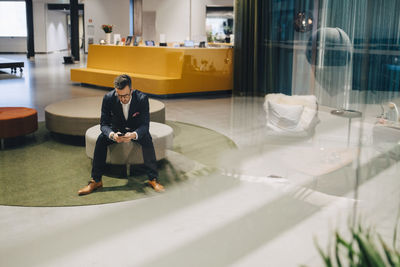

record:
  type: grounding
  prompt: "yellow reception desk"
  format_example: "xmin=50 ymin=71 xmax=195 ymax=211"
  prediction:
xmin=71 ymin=45 xmax=233 ymax=96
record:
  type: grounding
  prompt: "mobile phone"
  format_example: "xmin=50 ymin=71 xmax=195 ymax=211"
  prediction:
xmin=117 ymin=133 xmax=125 ymax=136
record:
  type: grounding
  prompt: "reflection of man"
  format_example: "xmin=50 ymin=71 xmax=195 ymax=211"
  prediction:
xmin=78 ymin=74 xmax=164 ymax=195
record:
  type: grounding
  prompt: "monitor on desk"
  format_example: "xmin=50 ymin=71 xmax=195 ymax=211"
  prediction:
xmin=184 ymin=40 xmax=194 ymax=47
xmin=125 ymin=36 xmax=132 ymax=46
xmin=145 ymin=40 xmax=155 ymax=46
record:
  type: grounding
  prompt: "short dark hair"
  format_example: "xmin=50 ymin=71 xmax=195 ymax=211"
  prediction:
xmin=114 ymin=74 xmax=132 ymax=90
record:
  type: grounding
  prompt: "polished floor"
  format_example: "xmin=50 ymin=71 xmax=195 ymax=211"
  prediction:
xmin=0 ymin=52 xmax=399 ymax=266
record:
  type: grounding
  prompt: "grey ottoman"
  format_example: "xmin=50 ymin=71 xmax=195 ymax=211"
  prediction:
xmin=45 ymin=96 xmax=165 ymax=136
xmin=85 ymin=122 xmax=173 ymax=165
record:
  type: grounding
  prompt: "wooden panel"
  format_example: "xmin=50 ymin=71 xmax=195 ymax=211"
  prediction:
xmin=133 ymin=0 xmax=143 ymax=36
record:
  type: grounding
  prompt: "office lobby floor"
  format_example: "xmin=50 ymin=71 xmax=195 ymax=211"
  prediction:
xmin=0 ymin=52 xmax=399 ymax=267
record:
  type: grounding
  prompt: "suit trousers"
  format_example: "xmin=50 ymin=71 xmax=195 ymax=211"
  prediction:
xmin=91 ymin=132 xmax=158 ymax=182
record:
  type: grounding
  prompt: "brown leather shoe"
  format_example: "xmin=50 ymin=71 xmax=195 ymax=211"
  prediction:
xmin=78 ymin=179 xmax=103 ymax=196
xmin=148 ymin=179 xmax=165 ymax=192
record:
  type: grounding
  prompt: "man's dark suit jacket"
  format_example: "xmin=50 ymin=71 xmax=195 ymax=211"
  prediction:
xmin=100 ymin=89 xmax=150 ymax=140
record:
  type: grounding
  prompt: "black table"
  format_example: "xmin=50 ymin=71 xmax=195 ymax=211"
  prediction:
xmin=0 ymin=57 xmax=24 ymax=73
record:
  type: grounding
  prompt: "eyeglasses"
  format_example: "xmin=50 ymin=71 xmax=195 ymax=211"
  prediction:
xmin=116 ymin=90 xmax=131 ymax=99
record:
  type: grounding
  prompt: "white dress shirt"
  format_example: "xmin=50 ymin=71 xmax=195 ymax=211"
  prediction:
xmin=121 ymin=97 xmax=131 ymax=120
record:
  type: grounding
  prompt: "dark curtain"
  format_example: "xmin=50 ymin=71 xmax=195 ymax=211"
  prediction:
xmin=259 ymin=0 xmax=296 ymax=96
xmin=350 ymin=0 xmax=400 ymax=93
xmin=234 ymin=0 xmax=314 ymax=96
xmin=233 ymin=0 xmax=260 ymax=96
xmin=234 ymin=0 xmax=400 ymax=100
xmin=313 ymin=0 xmax=400 ymax=107
xmin=319 ymin=0 xmax=400 ymax=94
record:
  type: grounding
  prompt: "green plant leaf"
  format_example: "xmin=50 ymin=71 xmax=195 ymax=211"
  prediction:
xmin=393 ymin=206 xmax=400 ymax=252
xmin=353 ymin=230 xmax=386 ymax=267
xmin=314 ymin=218 xmax=400 ymax=267
xmin=336 ymin=231 xmax=358 ymax=264
xmin=314 ymin=238 xmax=333 ymax=267
xmin=336 ymin=233 xmax=355 ymax=252
xmin=335 ymin=232 xmax=343 ymax=267
xmin=378 ymin=235 xmax=396 ymax=266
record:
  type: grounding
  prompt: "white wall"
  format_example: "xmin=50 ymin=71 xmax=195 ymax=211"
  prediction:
xmin=33 ymin=2 xmax=47 ymax=53
xmin=143 ymin=0 xmax=233 ymax=43
xmin=0 ymin=37 xmax=26 ymax=53
xmin=46 ymin=10 xmax=68 ymax=52
xmin=84 ymin=0 xmax=130 ymax=52
xmin=142 ymin=11 xmax=156 ymax=42
xmin=35 ymin=4 xmax=68 ymax=53
xmin=0 ymin=1 xmax=68 ymax=53
xmin=143 ymin=0 xmax=189 ymax=42
xmin=0 ymin=1 xmax=28 ymax=53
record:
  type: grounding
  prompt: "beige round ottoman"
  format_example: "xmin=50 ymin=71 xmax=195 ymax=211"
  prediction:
xmin=45 ymin=96 xmax=165 ymax=136
xmin=85 ymin=122 xmax=173 ymax=165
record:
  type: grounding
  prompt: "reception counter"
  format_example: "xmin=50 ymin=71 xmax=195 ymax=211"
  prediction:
xmin=71 ymin=45 xmax=233 ymax=96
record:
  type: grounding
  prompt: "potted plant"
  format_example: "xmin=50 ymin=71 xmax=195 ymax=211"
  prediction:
xmin=307 ymin=220 xmax=400 ymax=267
xmin=102 ymin=24 xmax=113 ymax=44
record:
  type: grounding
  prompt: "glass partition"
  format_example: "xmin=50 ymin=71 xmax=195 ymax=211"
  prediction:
xmin=229 ymin=0 xmax=400 ymax=264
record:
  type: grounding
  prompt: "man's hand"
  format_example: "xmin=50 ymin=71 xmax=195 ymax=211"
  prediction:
xmin=113 ymin=132 xmax=126 ymax=143
xmin=123 ymin=132 xmax=137 ymax=142
xmin=113 ymin=132 xmax=137 ymax=143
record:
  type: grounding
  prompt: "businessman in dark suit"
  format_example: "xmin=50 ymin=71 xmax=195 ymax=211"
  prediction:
xmin=78 ymin=74 xmax=164 ymax=195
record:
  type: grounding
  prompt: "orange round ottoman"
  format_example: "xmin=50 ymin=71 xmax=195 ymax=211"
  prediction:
xmin=0 ymin=107 xmax=38 ymax=148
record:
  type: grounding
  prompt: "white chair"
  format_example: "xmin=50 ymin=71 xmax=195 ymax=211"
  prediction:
xmin=263 ymin=93 xmax=319 ymax=137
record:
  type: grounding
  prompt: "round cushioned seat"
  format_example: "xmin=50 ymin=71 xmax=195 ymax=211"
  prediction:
xmin=85 ymin=122 xmax=173 ymax=165
xmin=0 ymin=107 xmax=38 ymax=139
xmin=45 ymin=96 xmax=165 ymax=136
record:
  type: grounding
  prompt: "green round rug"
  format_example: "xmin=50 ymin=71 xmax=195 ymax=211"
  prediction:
xmin=0 ymin=121 xmax=236 ymax=207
